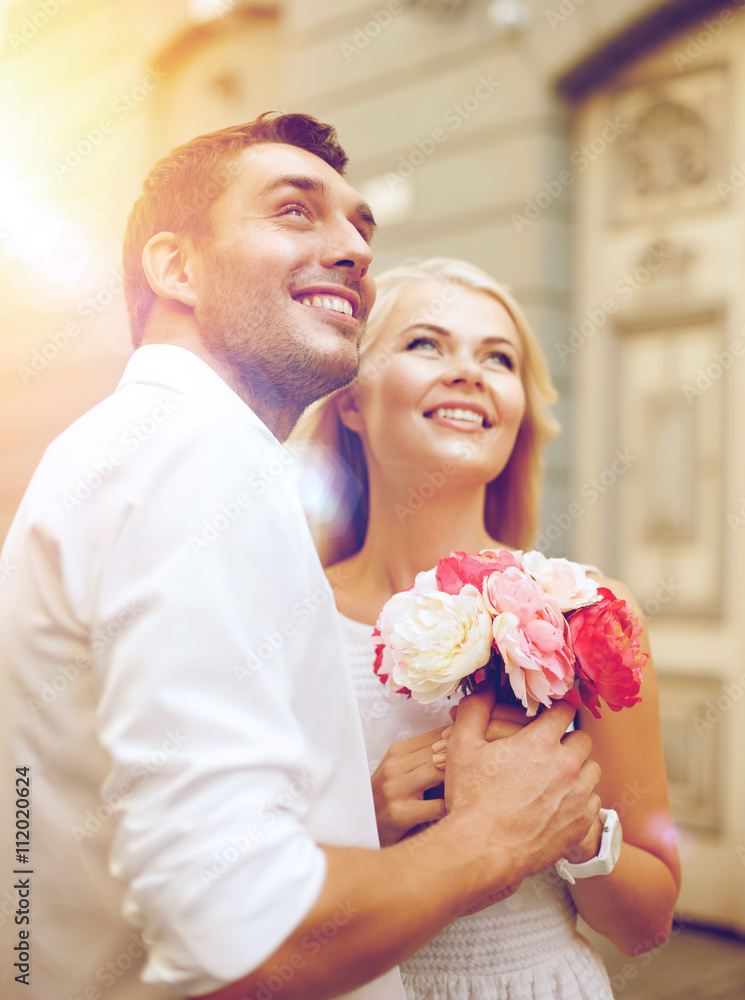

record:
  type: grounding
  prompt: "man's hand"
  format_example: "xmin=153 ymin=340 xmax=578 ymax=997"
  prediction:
xmin=444 ymin=686 xmax=601 ymax=887
xmin=434 ymin=702 xmax=532 ymax=770
xmin=484 ymin=702 xmax=532 ymax=741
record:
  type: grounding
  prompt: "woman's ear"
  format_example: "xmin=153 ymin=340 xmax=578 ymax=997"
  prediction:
xmin=141 ymin=232 xmax=198 ymax=308
xmin=335 ymin=387 xmax=365 ymax=434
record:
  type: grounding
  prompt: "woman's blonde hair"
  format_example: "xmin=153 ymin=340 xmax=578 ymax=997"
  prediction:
xmin=290 ymin=258 xmax=560 ymax=566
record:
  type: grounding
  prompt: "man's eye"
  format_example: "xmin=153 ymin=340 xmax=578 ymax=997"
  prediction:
xmin=280 ymin=205 xmax=311 ymax=220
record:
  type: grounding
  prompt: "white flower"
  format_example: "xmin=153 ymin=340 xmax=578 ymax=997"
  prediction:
xmin=377 ymin=584 xmax=493 ymax=704
xmin=519 ymin=550 xmax=599 ymax=613
xmin=413 ymin=567 xmax=438 ymax=593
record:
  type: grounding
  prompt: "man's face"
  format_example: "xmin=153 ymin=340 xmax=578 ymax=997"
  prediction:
xmin=186 ymin=142 xmax=376 ymax=425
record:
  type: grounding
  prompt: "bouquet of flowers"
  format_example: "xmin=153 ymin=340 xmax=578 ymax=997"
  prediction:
xmin=372 ymin=548 xmax=647 ymax=718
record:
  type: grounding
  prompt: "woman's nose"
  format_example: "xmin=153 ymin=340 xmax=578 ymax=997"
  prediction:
xmin=441 ymin=356 xmax=484 ymax=389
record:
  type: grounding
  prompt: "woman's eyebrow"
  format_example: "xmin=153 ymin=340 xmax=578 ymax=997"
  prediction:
xmin=400 ymin=324 xmax=519 ymax=349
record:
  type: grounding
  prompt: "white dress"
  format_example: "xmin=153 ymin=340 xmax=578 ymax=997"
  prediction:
xmin=339 ymin=612 xmax=614 ymax=1000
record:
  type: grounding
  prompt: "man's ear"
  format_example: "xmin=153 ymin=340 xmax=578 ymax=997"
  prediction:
xmin=141 ymin=232 xmax=198 ymax=308
xmin=334 ymin=387 xmax=365 ymax=434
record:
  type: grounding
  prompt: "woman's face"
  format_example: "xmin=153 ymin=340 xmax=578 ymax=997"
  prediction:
xmin=340 ymin=280 xmax=527 ymax=485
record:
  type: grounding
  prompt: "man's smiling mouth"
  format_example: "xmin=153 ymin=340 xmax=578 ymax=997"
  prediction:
xmin=298 ymin=295 xmax=354 ymax=317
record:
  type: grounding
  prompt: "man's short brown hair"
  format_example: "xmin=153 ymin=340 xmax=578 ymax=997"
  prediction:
xmin=123 ymin=113 xmax=349 ymax=347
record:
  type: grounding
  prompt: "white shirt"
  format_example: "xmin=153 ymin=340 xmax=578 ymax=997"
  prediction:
xmin=0 ymin=345 xmax=404 ymax=1000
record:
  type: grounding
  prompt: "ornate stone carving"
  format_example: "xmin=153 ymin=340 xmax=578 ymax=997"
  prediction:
xmin=620 ymin=100 xmax=709 ymax=196
xmin=610 ymin=65 xmax=726 ymax=220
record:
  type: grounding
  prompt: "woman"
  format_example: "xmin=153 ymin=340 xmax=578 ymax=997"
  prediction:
xmin=291 ymin=258 xmax=680 ymax=1000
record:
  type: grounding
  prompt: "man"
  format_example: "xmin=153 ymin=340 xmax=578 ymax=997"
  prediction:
xmin=0 ymin=114 xmax=600 ymax=1000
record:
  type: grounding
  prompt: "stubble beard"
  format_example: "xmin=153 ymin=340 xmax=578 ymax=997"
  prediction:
xmin=195 ymin=265 xmax=361 ymax=431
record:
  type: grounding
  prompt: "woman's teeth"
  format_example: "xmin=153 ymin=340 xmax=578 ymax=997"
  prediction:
xmin=430 ymin=407 xmax=485 ymax=426
xmin=299 ymin=295 xmax=353 ymax=317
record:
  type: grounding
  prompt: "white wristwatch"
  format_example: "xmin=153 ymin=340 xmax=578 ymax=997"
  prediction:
xmin=555 ymin=809 xmax=622 ymax=885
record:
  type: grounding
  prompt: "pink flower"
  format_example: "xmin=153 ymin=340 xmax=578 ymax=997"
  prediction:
xmin=519 ymin=550 xmax=600 ymax=613
xmin=373 ymin=627 xmax=411 ymax=697
xmin=436 ymin=548 xmax=524 ymax=596
xmin=568 ymin=587 xmax=647 ymax=718
xmin=484 ymin=567 xmax=575 ymax=715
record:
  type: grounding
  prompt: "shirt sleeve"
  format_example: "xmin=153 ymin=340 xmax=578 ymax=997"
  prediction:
xmin=58 ymin=390 xmax=330 ymax=994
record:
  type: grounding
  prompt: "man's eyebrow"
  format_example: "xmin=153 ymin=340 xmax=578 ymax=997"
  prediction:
xmin=259 ymin=174 xmax=377 ymax=234
xmin=259 ymin=174 xmax=329 ymax=198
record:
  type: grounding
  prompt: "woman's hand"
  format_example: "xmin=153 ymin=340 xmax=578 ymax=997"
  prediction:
xmin=435 ymin=702 xmax=533 ymax=770
xmin=371 ymin=727 xmax=449 ymax=846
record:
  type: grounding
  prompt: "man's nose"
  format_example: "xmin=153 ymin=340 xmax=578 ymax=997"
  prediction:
xmin=321 ymin=221 xmax=373 ymax=279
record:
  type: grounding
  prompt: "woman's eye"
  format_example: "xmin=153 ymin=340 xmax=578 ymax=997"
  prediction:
xmin=485 ymin=351 xmax=516 ymax=371
xmin=406 ymin=336 xmax=438 ymax=351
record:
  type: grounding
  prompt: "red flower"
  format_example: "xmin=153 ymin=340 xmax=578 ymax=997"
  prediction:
xmin=436 ymin=548 xmax=523 ymax=596
xmin=568 ymin=587 xmax=646 ymax=718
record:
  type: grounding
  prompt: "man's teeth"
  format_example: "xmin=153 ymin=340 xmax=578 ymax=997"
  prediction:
xmin=299 ymin=294 xmax=354 ymax=317
xmin=431 ymin=407 xmax=485 ymax=426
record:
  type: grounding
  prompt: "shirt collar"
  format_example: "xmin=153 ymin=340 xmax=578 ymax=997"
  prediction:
xmin=116 ymin=344 xmax=236 ymax=401
xmin=116 ymin=344 xmax=282 ymax=446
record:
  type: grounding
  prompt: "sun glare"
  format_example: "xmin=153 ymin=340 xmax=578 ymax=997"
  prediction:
xmin=0 ymin=161 xmax=95 ymax=299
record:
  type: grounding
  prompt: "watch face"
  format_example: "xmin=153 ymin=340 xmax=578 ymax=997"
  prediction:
xmin=610 ymin=822 xmax=623 ymax=865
